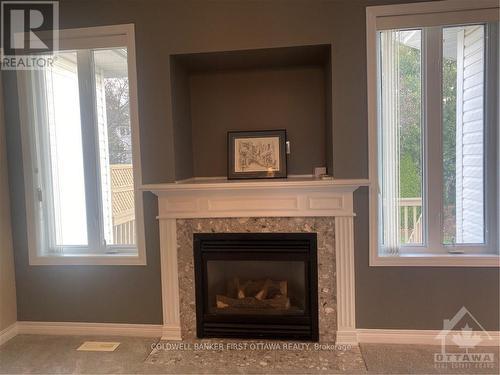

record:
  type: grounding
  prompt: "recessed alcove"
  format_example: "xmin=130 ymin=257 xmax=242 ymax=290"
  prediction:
xmin=170 ymin=44 xmax=333 ymax=180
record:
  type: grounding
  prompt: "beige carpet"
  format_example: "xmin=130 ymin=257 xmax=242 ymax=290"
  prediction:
xmin=1 ymin=335 xmax=499 ymax=374
xmin=360 ymin=343 xmax=499 ymax=374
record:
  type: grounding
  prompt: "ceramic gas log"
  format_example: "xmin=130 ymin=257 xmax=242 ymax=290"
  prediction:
xmin=215 ymin=278 xmax=292 ymax=313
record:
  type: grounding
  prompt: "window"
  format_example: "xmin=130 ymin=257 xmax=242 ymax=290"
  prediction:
xmin=18 ymin=25 xmax=145 ymax=265
xmin=367 ymin=1 xmax=499 ymax=266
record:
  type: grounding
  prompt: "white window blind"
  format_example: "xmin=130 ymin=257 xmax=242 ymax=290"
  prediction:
xmin=379 ymin=30 xmax=402 ymax=255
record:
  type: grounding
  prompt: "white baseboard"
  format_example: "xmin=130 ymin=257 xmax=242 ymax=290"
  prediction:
xmin=336 ymin=329 xmax=358 ymax=345
xmin=5 ymin=323 xmax=500 ymax=347
xmin=0 ymin=322 xmax=18 ymax=346
xmin=161 ymin=324 xmax=182 ymax=340
xmin=16 ymin=321 xmax=163 ymax=337
xmin=357 ymin=329 xmax=500 ymax=346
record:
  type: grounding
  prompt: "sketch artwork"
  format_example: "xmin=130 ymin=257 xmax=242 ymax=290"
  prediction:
xmin=234 ymin=137 xmax=280 ymax=172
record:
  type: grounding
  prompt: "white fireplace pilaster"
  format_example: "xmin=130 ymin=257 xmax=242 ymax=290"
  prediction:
xmin=335 ymin=216 xmax=357 ymax=344
xmin=159 ymin=219 xmax=182 ymax=340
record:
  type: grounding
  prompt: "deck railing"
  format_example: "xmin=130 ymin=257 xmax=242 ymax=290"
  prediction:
xmin=399 ymin=197 xmax=422 ymax=244
xmin=111 ymin=164 xmax=135 ymax=245
xmin=113 ymin=219 xmax=136 ymax=245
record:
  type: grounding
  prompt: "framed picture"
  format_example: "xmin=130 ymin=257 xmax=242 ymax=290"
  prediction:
xmin=227 ymin=129 xmax=287 ymax=179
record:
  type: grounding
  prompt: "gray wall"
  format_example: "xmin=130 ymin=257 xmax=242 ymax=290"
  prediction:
xmin=170 ymin=57 xmax=194 ymax=181
xmin=354 ymin=188 xmax=499 ymax=330
xmin=0 ymin=74 xmax=17 ymax=331
xmin=4 ymin=74 xmax=162 ymax=324
xmin=190 ymin=66 xmax=326 ymax=176
xmin=3 ymin=0 xmax=499 ymax=329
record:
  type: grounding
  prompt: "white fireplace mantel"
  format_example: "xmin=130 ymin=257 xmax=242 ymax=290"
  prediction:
xmin=143 ymin=177 xmax=368 ymax=345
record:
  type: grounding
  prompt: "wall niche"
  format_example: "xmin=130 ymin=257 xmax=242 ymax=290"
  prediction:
xmin=170 ymin=44 xmax=333 ymax=180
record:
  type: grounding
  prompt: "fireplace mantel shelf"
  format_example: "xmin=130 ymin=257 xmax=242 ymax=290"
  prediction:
xmin=145 ymin=176 xmax=363 ymax=345
xmin=142 ymin=177 xmax=369 ymax=220
xmin=142 ymin=176 xmax=370 ymax=193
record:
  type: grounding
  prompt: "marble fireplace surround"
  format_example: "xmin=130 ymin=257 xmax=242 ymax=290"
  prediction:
xmin=145 ymin=177 xmax=367 ymax=345
xmin=178 ymin=217 xmax=334 ymax=342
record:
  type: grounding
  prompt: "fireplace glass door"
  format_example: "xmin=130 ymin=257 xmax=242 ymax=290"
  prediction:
xmin=194 ymin=233 xmax=318 ymax=341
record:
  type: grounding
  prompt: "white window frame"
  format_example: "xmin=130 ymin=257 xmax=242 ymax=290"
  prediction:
xmin=367 ymin=0 xmax=500 ymax=267
xmin=18 ymin=24 xmax=146 ymax=266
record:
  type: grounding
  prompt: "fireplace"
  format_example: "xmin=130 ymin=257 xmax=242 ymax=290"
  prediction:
xmin=193 ymin=233 xmax=319 ymax=341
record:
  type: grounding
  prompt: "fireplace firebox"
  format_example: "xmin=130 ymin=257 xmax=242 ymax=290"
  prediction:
xmin=193 ymin=233 xmax=319 ymax=341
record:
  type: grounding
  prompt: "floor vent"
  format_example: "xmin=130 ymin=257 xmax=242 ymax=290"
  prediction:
xmin=76 ymin=341 xmax=120 ymax=352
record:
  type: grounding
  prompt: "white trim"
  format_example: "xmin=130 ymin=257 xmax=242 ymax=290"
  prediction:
xmin=336 ymin=330 xmax=359 ymax=346
xmin=370 ymin=254 xmax=500 ymax=267
xmin=357 ymin=328 xmax=500 ymax=346
xmin=367 ymin=0 xmax=499 ymax=18
xmin=6 ymin=322 xmax=500 ymax=347
xmin=455 ymin=28 xmax=465 ymax=243
xmin=15 ymin=321 xmax=162 ymax=337
xmin=142 ymin=177 xmax=370 ymax=192
xmin=159 ymin=219 xmax=181 ymax=341
xmin=126 ymin=24 xmax=147 ymax=267
xmin=2 ymin=321 xmax=178 ymax=342
xmin=366 ymin=1 xmax=500 ymax=267
xmin=369 ymin=0 xmax=499 ymax=30
xmin=335 ymin=217 xmax=357 ymax=345
xmin=146 ymin=180 xmax=363 ymax=343
xmin=0 ymin=323 xmax=18 ymax=346
xmin=145 ymin=179 xmax=363 ymax=220
xmin=27 ymin=253 xmax=147 ymax=266
xmin=17 ymin=24 xmax=146 ymax=266
xmin=161 ymin=323 xmax=182 ymax=341
xmin=367 ymin=3 xmax=379 ymax=269
xmin=33 ymin=24 xmax=131 ymax=50
xmin=17 ymin=71 xmax=39 ymax=265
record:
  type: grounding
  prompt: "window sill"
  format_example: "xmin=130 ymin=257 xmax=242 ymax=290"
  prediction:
xmin=370 ymin=253 xmax=500 ymax=267
xmin=28 ymin=252 xmax=147 ymax=266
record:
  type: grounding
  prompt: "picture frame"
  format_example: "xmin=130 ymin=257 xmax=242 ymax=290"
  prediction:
xmin=227 ymin=130 xmax=287 ymax=180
